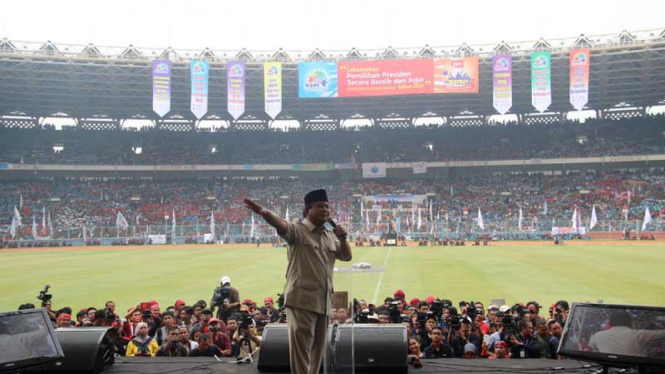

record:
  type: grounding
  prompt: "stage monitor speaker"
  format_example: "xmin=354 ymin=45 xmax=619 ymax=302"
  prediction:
xmin=32 ymin=327 xmax=115 ymax=374
xmin=258 ymin=324 xmax=408 ymax=373
xmin=332 ymin=324 xmax=408 ymax=373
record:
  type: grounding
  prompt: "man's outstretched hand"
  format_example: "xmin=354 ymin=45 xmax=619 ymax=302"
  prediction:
xmin=244 ymin=198 xmax=265 ymax=215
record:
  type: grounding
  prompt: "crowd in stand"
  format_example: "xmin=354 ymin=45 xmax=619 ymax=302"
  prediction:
xmin=1 ymin=170 xmax=664 ymax=242
xmin=22 ymin=288 xmax=623 ymax=361
xmin=1 ymin=117 xmax=664 ymax=165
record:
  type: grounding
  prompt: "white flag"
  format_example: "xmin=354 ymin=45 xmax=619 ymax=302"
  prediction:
xmin=360 ymin=201 xmax=364 ymax=222
xmin=42 ymin=206 xmax=46 ymax=229
xmin=19 ymin=194 xmax=23 ymax=209
xmin=571 ymin=208 xmax=578 ymax=230
xmin=48 ymin=211 xmax=53 ymax=236
xmin=429 ymin=200 xmax=433 ymax=221
xmin=285 ymin=207 xmax=289 ymax=221
xmin=590 ymin=205 xmax=598 ymax=230
xmin=32 ymin=216 xmax=37 ymax=238
xmin=116 ymin=211 xmax=129 ymax=229
xmin=365 ymin=210 xmax=370 ymax=231
xmin=172 ymin=209 xmax=176 ymax=239
xmin=250 ymin=214 xmax=255 ymax=237
xmin=518 ymin=207 xmax=524 ymax=231
xmin=417 ymin=208 xmax=422 ymax=229
xmin=477 ymin=208 xmax=485 ymax=230
xmin=642 ymin=207 xmax=652 ymax=231
xmin=543 ymin=200 xmax=548 ymax=215
xmin=10 ymin=206 xmax=22 ymax=238
xmin=210 ymin=211 xmax=215 ymax=237
xmin=411 ymin=206 xmax=415 ymax=226
xmin=376 ymin=209 xmax=381 ymax=224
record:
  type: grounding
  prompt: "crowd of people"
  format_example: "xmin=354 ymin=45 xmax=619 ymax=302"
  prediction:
xmin=24 ymin=286 xmax=580 ymax=361
xmin=1 ymin=169 xmax=664 ymax=243
xmin=1 ymin=116 xmax=664 ymax=165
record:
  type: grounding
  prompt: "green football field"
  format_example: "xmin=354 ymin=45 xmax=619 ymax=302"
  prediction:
xmin=1 ymin=241 xmax=664 ymax=314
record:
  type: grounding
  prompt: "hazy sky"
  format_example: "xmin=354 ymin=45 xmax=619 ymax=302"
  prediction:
xmin=2 ymin=0 xmax=664 ymax=52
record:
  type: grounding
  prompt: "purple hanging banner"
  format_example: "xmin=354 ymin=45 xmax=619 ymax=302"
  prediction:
xmin=152 ymin=60 xmax=172 ymax=117
xmin=227 ymin=62 xmax=246 ymax=120
xmin=492 ymin=55 xmax=512 ymax=115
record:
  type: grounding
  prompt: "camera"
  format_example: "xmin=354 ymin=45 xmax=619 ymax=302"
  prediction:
xmin=214 ymin=285 xmax=231 ymax=307
xmin=388 ymin=301 xmax=401 ymax=323
xmin=239 ymin=313 xmax=254 ymax=330
xmin=500 ymin=313 xmax=517 ymax=343
xmin=430 ymin=300 xmax=444 ymax=317
xmin=449 ymin=315 xmax=462 ymax=331
xmin=276 ymin=293 xmax=285 ymax=309
xmin=37 ymin=285 xmax=52 ymax=307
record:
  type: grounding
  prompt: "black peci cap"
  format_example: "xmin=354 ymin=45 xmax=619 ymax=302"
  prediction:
xmin=304 ymin=189 xmax=328 ymax=206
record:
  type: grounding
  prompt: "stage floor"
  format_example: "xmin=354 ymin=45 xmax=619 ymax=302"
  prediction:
xmin=105 ymin=357 xmax=601 ymax=374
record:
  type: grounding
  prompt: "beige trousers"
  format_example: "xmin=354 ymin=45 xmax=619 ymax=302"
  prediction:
xmin=286 ymin=306 xmax=328 ymax=374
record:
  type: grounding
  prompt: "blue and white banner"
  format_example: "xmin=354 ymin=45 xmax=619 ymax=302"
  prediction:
xmin=190 ymin=60 xmax=210 ymax=119
xmin=298 ymin=62 xmax=338 ymax=98
xmin=362 ymin=162 xmax=387 ymax=178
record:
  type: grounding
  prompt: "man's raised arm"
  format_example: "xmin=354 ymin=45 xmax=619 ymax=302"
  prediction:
xmin=244 ymin=198 xmax=288 ymax=236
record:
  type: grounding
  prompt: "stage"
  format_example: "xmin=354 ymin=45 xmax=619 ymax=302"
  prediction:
xmin=104 ymin=357 xmax=604 ymax=374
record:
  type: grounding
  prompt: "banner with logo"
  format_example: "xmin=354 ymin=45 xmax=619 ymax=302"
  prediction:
xmin=338 ymin=59 xmax=433 ymax=97
xmin=531 ymin=51 xmax=551 ymax=113
xmin=152 ymin=60 xmax=172 ymax=117
xmin=227 ymin=61 xmax=246 ymax=120
xmin=299 ymin=62 xmax=338 ymax=98
xmin=569 ymin=49 xmax=590 ymax=111
xmin=190 ymin=60 xmax=210 ymax=119
xmin=362 ymin=162 xmax=387 ymax=178
xmin=433 ymin=57 xmax=479 ymax=93
xmin=292 ymin=163 xmax=333 ymax=171
xmin=492 ymin=55 xmax=512 ymax=114
xmin=264 ymin=62 xmax=282 ymax=119
xmin=412 ymin=161 xmax=427 ymax=174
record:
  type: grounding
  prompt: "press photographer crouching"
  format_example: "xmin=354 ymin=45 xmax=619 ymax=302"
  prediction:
xmin=210 ymin=275 xmax=240 ymax=322
xmin=231 ymin=304 xmax=261 ymax=360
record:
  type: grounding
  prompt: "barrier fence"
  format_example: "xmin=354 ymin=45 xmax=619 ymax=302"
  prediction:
xmin=3 ymin=218 xmax=663 ymax=247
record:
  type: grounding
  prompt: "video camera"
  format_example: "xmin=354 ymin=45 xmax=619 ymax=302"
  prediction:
xmin=498 ymin=312 xmax=518 ymax=343
xmin=239 ymin=313 xmax=254 ymax=330
xmin=36 ymin=285 xmax=52 ymax=307
xmin=213 ymin=285 xmax=231 ymax=307
xmin=387 ymin=301 xmax=402 ymax=324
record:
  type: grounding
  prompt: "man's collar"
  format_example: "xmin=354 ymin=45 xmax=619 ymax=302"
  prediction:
xmin=303 ymin=218 xmax=317 ymax=232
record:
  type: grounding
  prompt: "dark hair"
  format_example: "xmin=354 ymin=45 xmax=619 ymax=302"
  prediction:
xmin=535 ymin=320 xmax=548 ymax=329
xmin=445 ymin=306 xmax=458 ymax=316
xmin=609 ymin=310 xmax=632 ymax=328
xmin=167 ymin=326 xmax=180 ymax=334
xmin=105 ymin=301 xmax=114 ymax=307
xmin=518 ymin=320 xmax=532 ymax=332
xmin=431 ymin=326 xmax=444 ymax=334
xmin=302 ymin=204 xmax=313 ymax=218
xmin=418 ymin=301 xmax=429 ymax=308
xmin=183 ymin=306 xmax=194 ymax=316
xmin=57 ymin=307 xmax=72 ymax=316
xmin=18 ymin=303 xmax=36 ymax=310
xmin=547 ymin=320 xmax=561 ymax=329
xmin=555 ymin=300 xmax=569 ymax=310
xmin=87 ymin=307 xmax=97 ymax=313
xmin=197 ymin=300 xmax=207 ymax=308
xmin=201 ymin=309 xmax=213 ymax=316
xmin=199 ymin=333 xmax=210 ymax=341
xmin=227 ymin=316 xmax=238 ymax=323
xmin=163 ymin=311 xmax=175 ymax=319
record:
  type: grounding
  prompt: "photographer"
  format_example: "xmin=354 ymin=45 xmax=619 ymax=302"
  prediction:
xmin=264 ymin=297 xmax=279 ymax=323
xmin=450 ymin=317 xmax=480 ymax=358
xmin=209 ymin=318 xmax=232 ymax=356
xmin=233 ymin=305 xmax=261 ymax=359
xmin=508 ymin=320 xmax=544 ymax=358
xmin=210 ymin=276 xmax=240 ymax=322
xmin=155 ymin=326 xmax=188 ymax=357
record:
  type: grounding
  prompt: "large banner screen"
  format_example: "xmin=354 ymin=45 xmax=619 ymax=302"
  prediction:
xmin=338 ymin=59 xmax=433 ymax=97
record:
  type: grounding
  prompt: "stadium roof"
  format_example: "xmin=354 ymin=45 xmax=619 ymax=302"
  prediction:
xmin=0 ymin=29 xmax=664 ymax=123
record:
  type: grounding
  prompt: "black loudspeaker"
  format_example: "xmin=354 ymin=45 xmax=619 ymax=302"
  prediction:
xmin=32 ymin=327 xmax=115 ymax=373
xmin=258 ymin=325 xmax=291 ymax=372
xmin=258 ymin=324 xmax=408 ymax=373
xmin=332 ymin=324 xmax=408 ymax=373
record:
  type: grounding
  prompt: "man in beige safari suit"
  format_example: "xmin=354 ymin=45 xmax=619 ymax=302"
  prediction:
xmin=244 ymin=189 xmax=352 ymax=374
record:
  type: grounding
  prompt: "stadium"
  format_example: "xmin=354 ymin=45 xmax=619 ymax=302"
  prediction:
xmin=1 ymin=5 xmax=665 ymax=373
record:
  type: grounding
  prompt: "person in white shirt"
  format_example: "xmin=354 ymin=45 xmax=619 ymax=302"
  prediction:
xmin=589 ymin=310 xmax=665 ymax=357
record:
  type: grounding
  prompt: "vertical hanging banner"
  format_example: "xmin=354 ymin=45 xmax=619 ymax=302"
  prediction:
xmin=531 ymin=51 xmax=551 ymax=113
xmin=433 ymin=57 xmax=479 ymax=93
xmin=152 ymin=60 xmax=172 ymax=117
xmin=299 ymin=62 xmax=338 ymax=98
xmin=190 ymin=60 xmax=210 ymax=119
xmin=338 ymin=59 xmax=433 ymax=97
xmin=492 ymin=55 xmax=512 ymax=114
xmin=569 ymin=48 xmax=590 ymax=111
xmin=264 ymin=62 xmax=282 ymax=119
xmin=227 ymin=61 xmax=246 ymax=120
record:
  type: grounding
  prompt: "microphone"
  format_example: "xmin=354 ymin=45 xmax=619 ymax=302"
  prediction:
xmin=327 ymin=219 xmax=347 ymax=240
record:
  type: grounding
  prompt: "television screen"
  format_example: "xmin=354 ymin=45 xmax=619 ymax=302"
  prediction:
xmin=0 ymin=308 xmax=64 ymax=373
xmin=559 ymin=303 xmax=665 ymax=367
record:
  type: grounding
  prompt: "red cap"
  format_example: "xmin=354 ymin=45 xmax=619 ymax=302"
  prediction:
xmin=80 ymin=308 xmax=88 ymax=313
xmin=495 ymin=341 xmax=508 ymax=348
xmin=175 ymin=300 xmax=186 ymax=306
xmin=242 ymin=299 xmax=253 ymax=305
xmin=57 ymin=313 xmax=71 ymax=320
xmin=426 ymin=296 xmax=436 ymax=304
xmin=394 ymin=289 xmax=405 ymax=299
xmin=410 ymin=298 xmax=421 ymax=306
xmin=549 ymin=303 xmax=556 ymax=311
xmin=264 ymin=297 xmax=274 ymax=303
xmin=528 ymin=305 xmax=537 ymax=313
xmin=149 ymin=301 xmax=159 ymax=310
xmin=209 ymin=318 xmax=221 ymax=324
